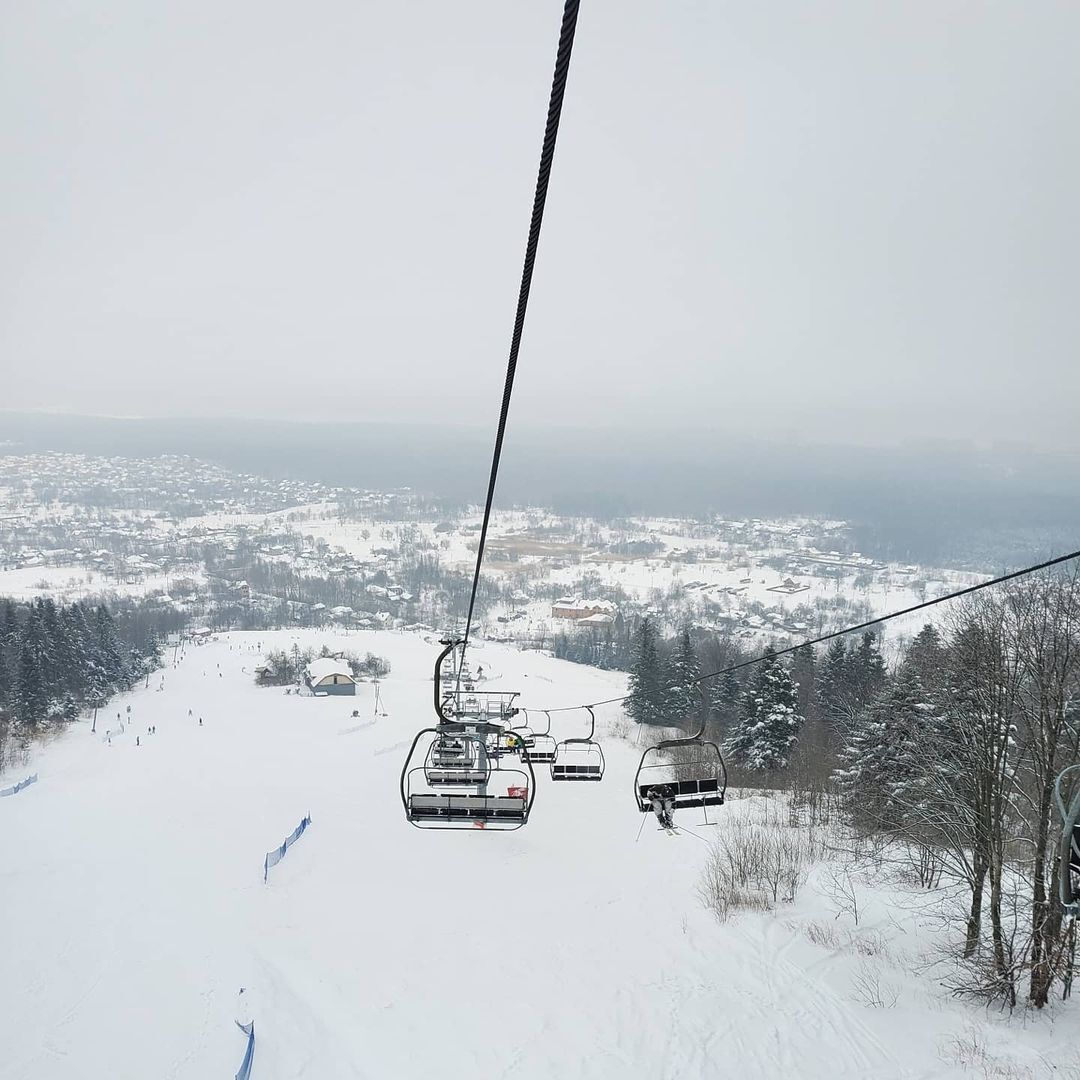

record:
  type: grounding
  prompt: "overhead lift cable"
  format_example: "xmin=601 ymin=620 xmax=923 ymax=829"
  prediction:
xmin=533 ymin=547 xmax=1080 ymax=715
xmin=461 ymin=0 xmax=582 ymax=650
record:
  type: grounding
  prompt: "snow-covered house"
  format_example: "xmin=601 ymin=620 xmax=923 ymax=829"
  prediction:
xmin=304 ymin=658 xmax=356 ymax=697
xmin=551 ymin=598 xmax=617 ymax=621
xmin=577 ymin=612 xmax=615 ymax=627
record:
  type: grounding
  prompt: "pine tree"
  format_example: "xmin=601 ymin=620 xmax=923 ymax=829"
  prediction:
xmin=13 ymin=605 xmax=52 ymax=734
xmin=0 ymin=598 xmax=19 ymax=706
xmin=904 ymin=623 xmax=945 ymax=687
xmin=625 ymin=618 xmax=665 ymax=726
xmin=724 ymin=647 xmax=802 ymax=771
xmin=93 ymin=605 xmax=128 ymax=691
xmin=664 ymin=627 xmax=700 ymax=727
xmin=817 ymin=638 xmax=851 ymax=724
xmin=709 ymin=670 xmax=742 ymax=738
xmin=790 ymin=644 xmax=817 ymax=718
xmin=850 ymin=630 xmax=887 ymax=705
xmin=834 ymin=666 xmax=935 ymax=831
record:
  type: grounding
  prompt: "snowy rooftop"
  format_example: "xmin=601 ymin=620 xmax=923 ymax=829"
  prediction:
xmin=306 ymin=657 xmax=353 ymax=683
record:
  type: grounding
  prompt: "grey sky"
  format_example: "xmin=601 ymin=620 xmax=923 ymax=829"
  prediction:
xmin=2 ymin=1 xmax=1078 ymax=447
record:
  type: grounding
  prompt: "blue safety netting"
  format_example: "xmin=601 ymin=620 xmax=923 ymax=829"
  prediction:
xmin=235 ymin=1020 xmax=255 ymax=1080
xmin=0 ymin=773 xmax=38 ymax=798
xmin=263 ymin=814 xmax=311 ymax=882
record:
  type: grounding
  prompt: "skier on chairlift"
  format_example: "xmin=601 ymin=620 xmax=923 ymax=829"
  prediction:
xmin=647 ymin=784 xmax=676 ymax=829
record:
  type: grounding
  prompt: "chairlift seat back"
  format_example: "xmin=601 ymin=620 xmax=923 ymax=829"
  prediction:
xmin=426 ymin=767 xmax=489 ymax=786
xmin=637 ymin=777 xmax=723 ymax=810
xmin=407 ymin=793 xmax=527 ymax=822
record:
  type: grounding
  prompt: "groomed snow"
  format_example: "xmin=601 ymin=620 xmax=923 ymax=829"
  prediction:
xmin=1 ymin=630 xmax=1076 ymax=1079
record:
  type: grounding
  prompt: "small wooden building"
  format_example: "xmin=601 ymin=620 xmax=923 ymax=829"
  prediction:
xmin=305 ymin=658 xmax=356 ymax=696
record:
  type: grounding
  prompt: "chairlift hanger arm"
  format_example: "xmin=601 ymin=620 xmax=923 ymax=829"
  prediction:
xmin=1057 ymin=765 xmax=1080 ymax=914
xmin=434 ymin=639 xmax=463 ymax=723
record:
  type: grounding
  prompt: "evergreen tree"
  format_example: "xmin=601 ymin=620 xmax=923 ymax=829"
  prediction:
xmin=93 ymin=605 xmax=128 ymax=689
xmin=0 ymin=598 xmax=19 ymax=705
xmin=817 ymin=638 xmax=851 ymax=724
xmin=625 ymin=618 xmax=665 ymax=725
xmin=664 ymin=627 xmax=700 ymax=727
xmin=850 ymin=630 xmax=887 ymax=706
xmin=709 ymin=670 xmax=742 ymax=738
xmin=13 ymin=605 xmax=52 ymax=734
xmin=724 ymin=647 xmax=802 ymax=771
xmin=834 ymin=666 xmax=935 ymax=831
xmin=904 ymin=623 xmax=945 ymax=688
xmin=790 ymin=644 xmax=817 ymax=718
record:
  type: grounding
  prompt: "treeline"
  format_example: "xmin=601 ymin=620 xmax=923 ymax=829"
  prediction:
xmin=623 ymin=619 xmax=884 ymax=771
xmin=0 ymin=597 xmax=176 ymax=770
xmin=624 ymin=572 xmax=1080 ymax=1009
xmin=834 ymin=575 xmax=1080 ymax=1008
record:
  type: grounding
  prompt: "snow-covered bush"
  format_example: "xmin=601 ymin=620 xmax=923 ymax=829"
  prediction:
xmin=697 ymin=814 xmax=832 ymax=922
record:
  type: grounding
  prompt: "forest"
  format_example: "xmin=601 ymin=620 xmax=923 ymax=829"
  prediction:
xmin=0 ymin=596 xmax=180 ymax=772
xmin=622 ymin=570 xmax=1080 ymax=1009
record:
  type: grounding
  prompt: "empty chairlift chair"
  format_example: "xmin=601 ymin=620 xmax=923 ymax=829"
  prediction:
xmin=402 ymin=726 xmax=535 ymax=830
xmin=550 ymin=706 xmax=605 ymax=782
xmin=523 ymin=710 xmax=557 ymax=765
xmin=424 ymin=733 xmax=490 ymax=786
xmin=400 ymin=637 xmax=535 ymax=830
xmin=634 ymin=721 xmax=727 ymax=825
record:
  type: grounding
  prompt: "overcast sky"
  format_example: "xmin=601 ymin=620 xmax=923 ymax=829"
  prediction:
xmin=2 ymin=1 xmax=1078 ymax=448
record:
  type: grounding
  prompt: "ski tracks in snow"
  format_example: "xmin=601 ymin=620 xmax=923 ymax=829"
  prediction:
xmin=732 ymin=917 xmax=895 ymax=1079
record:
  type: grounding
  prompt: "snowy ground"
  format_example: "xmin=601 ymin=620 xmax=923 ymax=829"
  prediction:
xmin=0 ymin=565 xmax=183 ymax=603
xmin=2 ymin=630 xmax=1077 ymax=1080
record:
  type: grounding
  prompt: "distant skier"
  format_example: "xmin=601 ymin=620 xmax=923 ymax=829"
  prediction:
xmin=647 ymin=785 xmax=676 ymax=829
xmin=136 ymin=736 xmax=140 ymax=747
xmin=199 ymin=717 xmax=203 ymax=727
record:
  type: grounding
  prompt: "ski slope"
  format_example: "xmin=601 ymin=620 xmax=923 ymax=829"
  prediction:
xmin=1 ymin=631 xmax=1076 ymax=1080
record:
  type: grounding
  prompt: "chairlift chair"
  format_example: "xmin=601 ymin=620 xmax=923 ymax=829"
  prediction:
xmin=634 ymin=716 xmax=727 ymax=824
xmin=402 ymin=726 xmax=535 ymax=830
xmin=550 ymin=706 xmax=605 ymax=781
xmin=523 ymin=710 xmax=557 ymax=765
xmin=425 ymin=733 xmax=490 ymax=786
xmin=400 ymin=638 xmax=536 ymax=829
xmin=506 ymin=708 xmax=537 ymax=754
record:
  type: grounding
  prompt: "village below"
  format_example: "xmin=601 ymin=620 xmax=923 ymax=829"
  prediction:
xmin=1 ymin=450 xmax=1079 ymax=1080
xmin=0 ymin=450 xmax=978 ymax=661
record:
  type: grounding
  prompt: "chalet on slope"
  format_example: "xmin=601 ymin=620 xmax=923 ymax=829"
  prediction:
xmin=550 ymin=597 xmax=617 ymax=621
xmin=305 ymin=657 xmax=356 ymax=696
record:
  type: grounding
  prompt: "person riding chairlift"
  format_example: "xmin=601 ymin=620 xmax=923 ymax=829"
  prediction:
xmin=647 ymin=784 xmax=676 ymax=829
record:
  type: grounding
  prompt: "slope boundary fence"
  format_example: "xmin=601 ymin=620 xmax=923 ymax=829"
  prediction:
xmin=235 ymin=1020 xmax=255 ymax=1080
xmin=0 ymin=773 xmax=38 ymax=798
xmin=263 ymin=814 xmax=311 ymax=882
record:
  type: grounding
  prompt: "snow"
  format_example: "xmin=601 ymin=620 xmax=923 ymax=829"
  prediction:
xmin=1 ymin=630 xmax=1076 ymax=1079
xmin=0 ymin=565 xmax=185 ymax=602
xmin=303 ymin=657 xmax=353 ymax=684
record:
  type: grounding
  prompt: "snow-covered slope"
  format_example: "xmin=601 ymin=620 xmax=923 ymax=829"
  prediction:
xmin=1 ymin=631 xmax=1075 ymax=1079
